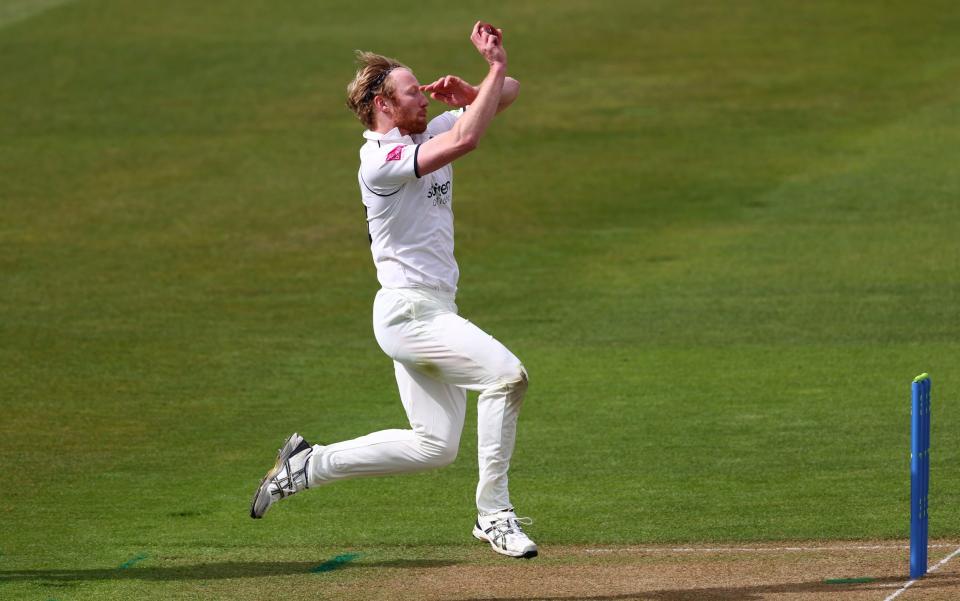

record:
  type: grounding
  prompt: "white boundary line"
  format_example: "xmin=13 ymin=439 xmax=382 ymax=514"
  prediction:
xmin=584 ymin=544 xmax=958 ymax=554
xmin=882 ymin=545 xmax=960 ymax=601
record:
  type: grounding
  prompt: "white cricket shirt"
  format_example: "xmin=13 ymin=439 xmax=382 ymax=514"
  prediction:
xmin=358 ymin=109 xmax=463 ymax=293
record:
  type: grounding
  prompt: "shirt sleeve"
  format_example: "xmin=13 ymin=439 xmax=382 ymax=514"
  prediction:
xmin=359 ymin=142 xmax=421 ymax=195
xmin=425 ymin=108 xmax=465 ymax=137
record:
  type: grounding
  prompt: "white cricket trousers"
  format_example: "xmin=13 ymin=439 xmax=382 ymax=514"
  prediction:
xmin=308 ymin=286 xmax=528 ymax=513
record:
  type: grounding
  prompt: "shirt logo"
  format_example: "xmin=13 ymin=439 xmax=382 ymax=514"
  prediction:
xmin=385 ymin=145 xmax=404 ymax=162
xmin=427 ymin=180 xmax=452 ymax=207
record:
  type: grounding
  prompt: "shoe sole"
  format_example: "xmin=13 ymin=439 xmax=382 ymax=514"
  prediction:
xmin=250 ymin=433 xmax=303 ymax=519
xmin=472 ymin=526 xmax=538 ymax=559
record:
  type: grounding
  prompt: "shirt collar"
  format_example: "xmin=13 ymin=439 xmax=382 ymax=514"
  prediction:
xmin=363 ymin=127 xmax=413 ymax=143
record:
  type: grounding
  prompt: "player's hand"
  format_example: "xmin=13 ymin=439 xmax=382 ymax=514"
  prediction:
xmin=419 ymin=75 xmax=479 ymax=108
xmin=470 ymin=21 xmax=506 ymax=66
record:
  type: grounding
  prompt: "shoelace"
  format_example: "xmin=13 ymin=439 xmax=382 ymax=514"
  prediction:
xmin=270 ymin=453 xmax=311 ymax=498
xmin=510 ymin=516 xmax=533 ymax=529
xmin=486 ymin=516 xmax=534 ymax=543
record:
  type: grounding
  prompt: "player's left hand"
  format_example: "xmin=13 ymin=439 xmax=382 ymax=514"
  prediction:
xmin=420 ymin=75 xmax=479 ymax=108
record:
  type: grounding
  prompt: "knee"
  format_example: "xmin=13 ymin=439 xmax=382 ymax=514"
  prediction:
xmin=480 ymin=364 xmax=528 ymax=404
xmin=418 ymin=437 xmax=459 ymax=468
xmin=502 ymin=364 xmax=529 ymax=399
xmin=434 ymin=445 xmax=459 ymax=467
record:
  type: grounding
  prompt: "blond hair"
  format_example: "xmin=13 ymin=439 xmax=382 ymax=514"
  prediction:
xmin=346 ymin=51 xmax=408 ymax=129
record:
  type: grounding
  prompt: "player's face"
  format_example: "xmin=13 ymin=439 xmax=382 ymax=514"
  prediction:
xmin=386 ymin=69 xmax=429 ymax=135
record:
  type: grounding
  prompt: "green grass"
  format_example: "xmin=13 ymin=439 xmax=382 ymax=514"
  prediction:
xmin=2 ymin=0 xmax=960 ymax=598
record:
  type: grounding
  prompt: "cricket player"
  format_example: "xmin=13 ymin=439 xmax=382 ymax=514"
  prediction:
xmin=250 ymin=21 xmax=536 ymax=559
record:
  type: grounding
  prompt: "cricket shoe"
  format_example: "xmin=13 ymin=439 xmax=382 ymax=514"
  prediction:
xmin=250 ymin=433 xmax=315 ymax=519
xmin=472 ymin=510 xmax=538 ymax=558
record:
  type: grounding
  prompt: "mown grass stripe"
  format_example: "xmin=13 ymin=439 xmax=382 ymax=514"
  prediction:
xmin=0 ymin=0 xmax=75 ymax=30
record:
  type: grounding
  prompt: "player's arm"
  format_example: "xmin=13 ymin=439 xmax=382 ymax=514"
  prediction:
xmin=498 ymin=76 xmax=520 ymax=112
xmin=421 ymin=75 xmax=520 ymax=113
xmin=415 ymin=22 xmax=507 ymax=177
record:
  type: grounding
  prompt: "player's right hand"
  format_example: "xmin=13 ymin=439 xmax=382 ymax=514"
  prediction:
xmin=420 ymin=75 xmax=479 ymax=108
xmin=470 ymin=21 xmax=506 ymax=67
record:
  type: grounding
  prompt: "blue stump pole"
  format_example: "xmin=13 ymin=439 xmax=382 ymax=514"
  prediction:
xmin=910 ymin=374 xmax=931 ymax=579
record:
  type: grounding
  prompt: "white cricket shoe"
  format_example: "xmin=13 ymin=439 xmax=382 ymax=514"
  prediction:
xmin=250 ymin=433 xmax=315 ymax=519
xmin=472 ymin=510 xmax=538 ymax=558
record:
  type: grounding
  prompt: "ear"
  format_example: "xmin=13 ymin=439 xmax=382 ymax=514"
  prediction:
xmin=374 ymin=94 xmax=392 ymax=115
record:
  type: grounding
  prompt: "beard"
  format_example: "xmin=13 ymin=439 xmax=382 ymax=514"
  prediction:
xmin=394 ymin=106 xmax=427 ymax=135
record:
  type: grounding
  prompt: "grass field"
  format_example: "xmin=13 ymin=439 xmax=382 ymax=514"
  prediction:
xmin=2 ymin=1 xmax=960 ymax=599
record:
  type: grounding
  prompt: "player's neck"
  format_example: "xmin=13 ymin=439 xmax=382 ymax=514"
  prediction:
xmin=373 ymin=114 xmax=413 ymax=136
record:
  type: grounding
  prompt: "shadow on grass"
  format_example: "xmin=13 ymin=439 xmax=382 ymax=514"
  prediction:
xmin=0 ymin=559 xmax=458 ymax=584
xmin=451 ymin=572 xmax=960 ymax=601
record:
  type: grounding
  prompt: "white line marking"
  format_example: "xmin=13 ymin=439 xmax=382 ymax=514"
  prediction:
xmin=883 ymin=579 xmax=918 ymax=601
xmin=882 ymin=545 xmax=960 ymax=601
xmin=584 ymin=544 xmax=957 ymax=554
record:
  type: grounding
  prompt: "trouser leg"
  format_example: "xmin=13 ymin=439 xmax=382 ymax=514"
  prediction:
xmin=386 ymin=296 xmax=529 ymax=514
xmin=475 ymin=364 xmax=528 ymax=513
xmin=309 ymin=361 xmax=466 ymax=483
xmin=308 ymin=288 xmax=528 ymax=514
